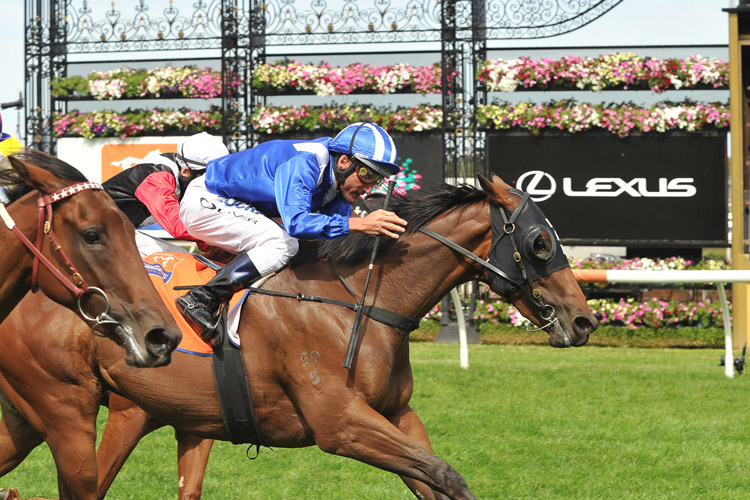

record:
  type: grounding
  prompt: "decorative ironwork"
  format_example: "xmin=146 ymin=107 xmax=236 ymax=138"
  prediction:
xmin=64 ymin=0 xmax=226 ymax=52
xmin=25 ymin=0 xmax=622 ymax=166
xmin=263 ymin=0 xmax=444 ymax=45
xmin=51 ymin=0 xmax=622 ymax=52
xmin=442 ymin=0 xmax=485 ymax=183
xmin=485 ymin=0 xmax=623 ymax=40
xmin=25 ymin=0 xmax=68 ymax=152
xmin=222 ymin=0 xmax=245 ymax=151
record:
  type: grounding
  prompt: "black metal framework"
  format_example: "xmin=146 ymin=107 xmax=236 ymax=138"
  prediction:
xmin=25 ymin=0 xmax=68 ymax=152
xmin=25 ymin=0 xmax=622 ymax=175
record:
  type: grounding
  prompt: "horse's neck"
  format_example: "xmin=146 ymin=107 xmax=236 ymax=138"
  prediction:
xmin=371 ymin=201 xmax=491 ymax=321
xmin=0 ymin=196 xmax=38 ymax=318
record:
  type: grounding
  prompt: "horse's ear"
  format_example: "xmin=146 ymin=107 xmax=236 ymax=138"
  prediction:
xmin=8 ymin=153 xmax=66 ymax=194
xmin=490 ymin=173 xmax=512 ymax=189
xmin=477 ymin=174 xmax=517 ymax=209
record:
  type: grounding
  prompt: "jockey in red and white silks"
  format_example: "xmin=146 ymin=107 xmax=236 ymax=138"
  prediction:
xmin=102 ymin=132 xmax=229 ymax=257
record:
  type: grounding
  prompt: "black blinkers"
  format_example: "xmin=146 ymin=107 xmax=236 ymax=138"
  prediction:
xmin=485 ymin=190 xmax=570 ymax=298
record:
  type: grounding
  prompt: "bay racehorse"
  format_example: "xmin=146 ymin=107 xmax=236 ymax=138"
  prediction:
xmin=0 ymin=149 xmax=180 ymax=367
xmin=0 ymin=175 xmax=596 ymax=500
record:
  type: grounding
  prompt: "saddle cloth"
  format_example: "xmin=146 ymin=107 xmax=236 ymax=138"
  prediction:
xmin=143 ymin=252 xmax=248 ymax=355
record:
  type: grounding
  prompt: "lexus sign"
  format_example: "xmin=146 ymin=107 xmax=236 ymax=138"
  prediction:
xmin=488 ymin=131 xmax=728 ymax=246
xmin=516 ymin=170 xmax=698 ymax=201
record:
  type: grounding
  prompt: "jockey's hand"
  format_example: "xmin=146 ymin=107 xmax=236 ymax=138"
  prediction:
xmin=349 ymin=209 xmax=407 ymax=239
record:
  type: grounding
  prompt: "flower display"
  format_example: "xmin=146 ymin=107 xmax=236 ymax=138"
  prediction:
xmin=52 ymin=108 xmax=223 ymax=139
xmin=569 ymin=255 xmax=730 ymax=271
xmin=250 ymin=105 xmax=443 ymax=134
xmin=52 ymin=105 xmax=441 ymax=138
xmin=466 ymin=296 xmax=729 ymax=329
xmin=252 ymin=61 xmax=444 ymax=95
xmin=478 ymin=53 xmax=728 ymax=93
xmin=424 ymin=255 xmax=732 ymax=328
xmin=49 ymin=54 xmax=728 ymax=102
xmin=51 ymin=67 xmax=240 ymax=100
xmin=54 ymin=101 xmax=730 ymax=138
xmin=476 ymin=100 xmax=730 ymax=137
xmin=587 ymin=297 xmax=728 ymax=329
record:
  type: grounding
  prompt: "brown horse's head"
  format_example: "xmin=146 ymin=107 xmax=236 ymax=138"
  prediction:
xmin=478 ymin=174 xmax=597 ymax=347
xmin=3 ymin=149 xmax=181 ymax=367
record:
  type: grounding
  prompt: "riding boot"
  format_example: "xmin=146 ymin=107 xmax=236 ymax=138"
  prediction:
xmin=176 ymin=252 xmax=261 ymax=344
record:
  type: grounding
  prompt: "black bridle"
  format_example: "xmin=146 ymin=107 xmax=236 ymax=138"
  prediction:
xmin=419 ymin=192 xmax=563 ymax=331
xmin=224 ymin=191 xmax=566 ymax=338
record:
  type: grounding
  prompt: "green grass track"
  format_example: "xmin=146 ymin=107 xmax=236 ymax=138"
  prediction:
xmin=3 ymin=343 xmax=750 ymax=499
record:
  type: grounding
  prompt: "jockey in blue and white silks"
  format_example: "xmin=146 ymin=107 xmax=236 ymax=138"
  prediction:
xmin=177 ymin=122 xmax=407 ymax=341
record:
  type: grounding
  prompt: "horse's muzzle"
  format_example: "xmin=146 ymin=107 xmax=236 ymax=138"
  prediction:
xmin=548 ymin=313 xmax=597 ymax=348
xmin=113 ymin=324 xmax=181 ymax=368
xmin=144 ymin=327 xmax=181 ymax=365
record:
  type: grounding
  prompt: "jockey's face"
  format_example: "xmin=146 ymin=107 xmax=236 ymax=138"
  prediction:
xmin=337 ymin=155 xmax=376 ymax=203
xmin=180 ymin=167 xmax=204 ymax=181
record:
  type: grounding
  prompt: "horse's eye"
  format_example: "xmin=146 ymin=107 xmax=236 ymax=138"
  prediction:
xmin=521 ymin=225 xmax=556 ymax=263
xmin=532 ymin=230 xmax=554 ymax=261
xmin=82 ymin=229 xmax=102 ymax=245
xmin=533 ymin=235 xmax=547 ymax=253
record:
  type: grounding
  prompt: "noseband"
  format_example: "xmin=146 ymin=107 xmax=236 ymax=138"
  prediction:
xmin=0 ymin=182 xmax=120 ymax=335
xmin=418 ymin=192 xmax=559 ymax=332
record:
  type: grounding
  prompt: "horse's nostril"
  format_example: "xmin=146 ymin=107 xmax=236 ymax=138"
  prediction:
xmin=145 ymin=328 xmax=178 ymax=359
xmin=574 ymin=315 xmax=597 ymax=335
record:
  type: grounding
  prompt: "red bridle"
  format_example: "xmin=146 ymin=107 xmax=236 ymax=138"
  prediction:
xmin=0 ymin=182 xmax=119 ymax=333
xmin=22 ymin=182 xmax=103 ymax=297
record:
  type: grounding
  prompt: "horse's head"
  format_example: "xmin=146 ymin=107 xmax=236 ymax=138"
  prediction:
xmin=5 ymin=150 xmax=181 ymax=367
xmin=477 ymin=174 xmax=597 ymax=347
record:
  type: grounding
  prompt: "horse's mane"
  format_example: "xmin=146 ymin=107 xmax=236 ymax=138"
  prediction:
xmin=0 ymin=149 xmax=89 ymax=203
xmin=289 ymin=182 xmax=487 ymax=267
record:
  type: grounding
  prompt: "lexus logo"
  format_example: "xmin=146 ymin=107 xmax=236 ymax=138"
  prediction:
xmin=516 ymin=170 xmax=556 ymax=202
xmin=515 ymin=170 xmax=697 ymax=201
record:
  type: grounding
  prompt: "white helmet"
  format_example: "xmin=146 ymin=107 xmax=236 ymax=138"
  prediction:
xmin=177 ymin=132 xmax=229 ymax=170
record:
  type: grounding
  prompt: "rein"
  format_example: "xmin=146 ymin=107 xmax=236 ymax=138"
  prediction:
xmin=238 ymin=198 xmax=558 ymax=335
xmin=0 ymin=182 xmax=120 ymax=335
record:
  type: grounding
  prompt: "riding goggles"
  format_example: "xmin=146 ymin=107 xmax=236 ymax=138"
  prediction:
xmin=355 ymin=162 xmax=385 ymax=186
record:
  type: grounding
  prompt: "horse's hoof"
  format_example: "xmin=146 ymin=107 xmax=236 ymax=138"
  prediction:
xmin=0 ymin=489 xmax=19 ymax=500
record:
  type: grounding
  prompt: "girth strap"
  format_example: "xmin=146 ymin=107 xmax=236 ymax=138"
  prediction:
xmin=211 ymin=308 xmax=266 ymax=446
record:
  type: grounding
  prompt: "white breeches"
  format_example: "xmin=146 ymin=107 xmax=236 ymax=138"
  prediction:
xmin=179 ymin=176 xmax=299 ymax=276
xmin=134 ymin=230 xmax=190 ymax=258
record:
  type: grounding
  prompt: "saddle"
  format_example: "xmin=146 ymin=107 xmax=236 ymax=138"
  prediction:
xmin=143 ymin=252 xmax=245 ymax=355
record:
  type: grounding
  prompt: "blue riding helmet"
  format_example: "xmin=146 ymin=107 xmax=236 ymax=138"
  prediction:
xmin=328 ymin=122 xmax=400 ymax=178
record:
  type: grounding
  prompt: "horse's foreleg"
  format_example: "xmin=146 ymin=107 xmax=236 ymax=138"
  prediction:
xmin=0 ymin=401 xmax=43 ymax=479
xmin=389 ymin=405 xmax=450 ymax=500
xmin=46 ymin=420 xmax=99 ymax=500
xmin=307 ymin=403 xmax=476 ymax=500
xmin=96 ymin=393 xmax=165 ymax=499
xmin=175 ymin=431 xmax=213 ymax=500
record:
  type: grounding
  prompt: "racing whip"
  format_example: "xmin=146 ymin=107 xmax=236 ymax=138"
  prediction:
xmin=344 ymin=180 xmax=396 ymax=369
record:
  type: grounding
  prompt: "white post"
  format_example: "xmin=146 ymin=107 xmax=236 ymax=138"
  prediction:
xmin=574 ymin=270 xmax=744 ymax=379
xmin=717 ymin=283 xmax=734 ymax=379
xmin=450 ymin=288 xmax=470 ymax=369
